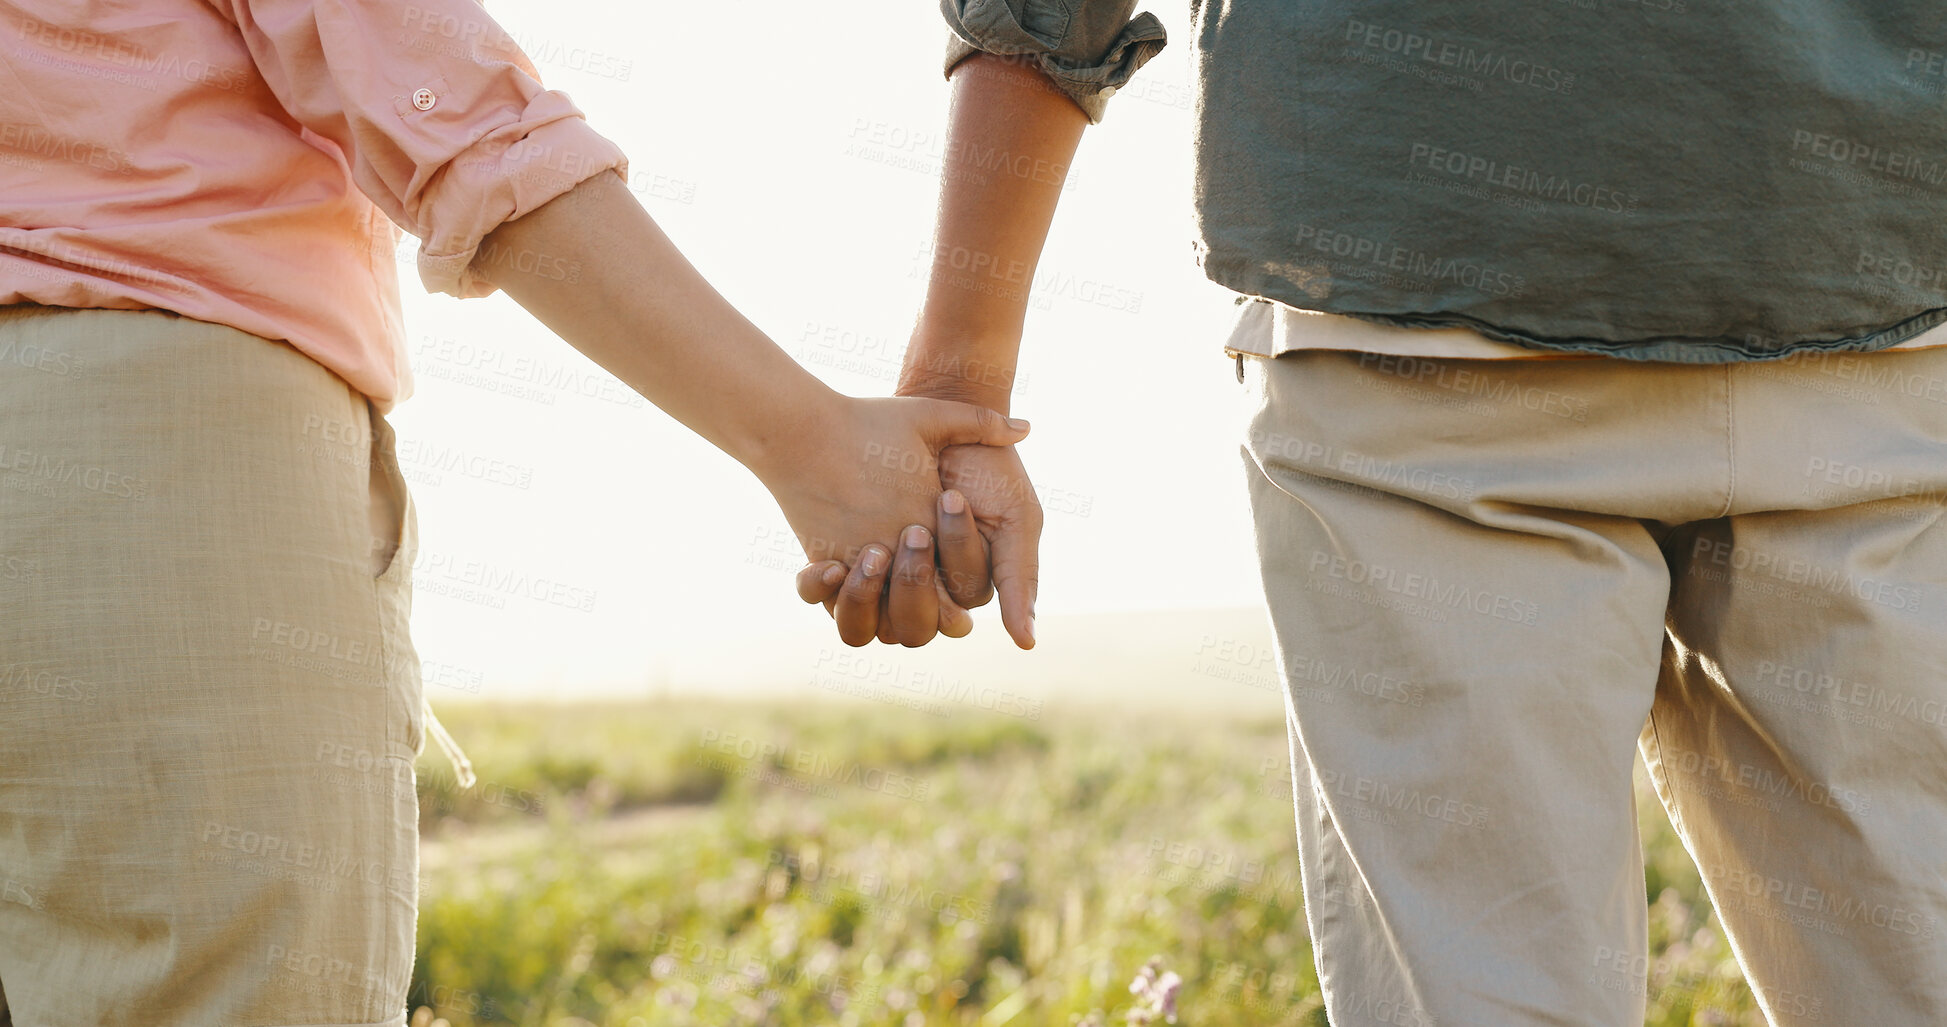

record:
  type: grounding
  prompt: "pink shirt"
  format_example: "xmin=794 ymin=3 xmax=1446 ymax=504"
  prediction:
xmin=0 ymin=0 xmax=627 ymax=412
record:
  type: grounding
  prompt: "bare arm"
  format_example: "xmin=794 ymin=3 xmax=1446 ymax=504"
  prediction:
xmin=895 ymin=54 xmax=1094 ymax=648
xmin=897 ymin=54 xmax=1090 ymax=414
xmin=791 ymin=51 xmax=1108 ymax=647
xmin=480 ymin=169 xmax=1030 ymax=646
xmin=479 ymin=169 xmax=839 ymax=483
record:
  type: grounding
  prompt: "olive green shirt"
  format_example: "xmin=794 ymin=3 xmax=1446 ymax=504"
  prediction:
xmin=942 ymin=0 xmax=1947 ymax=362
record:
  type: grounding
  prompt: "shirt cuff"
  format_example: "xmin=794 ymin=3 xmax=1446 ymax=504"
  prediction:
xmin=414 ymin=95 xmax=628 ymax=298
xmin=942 ymin=6 xmax=1166 ymax=124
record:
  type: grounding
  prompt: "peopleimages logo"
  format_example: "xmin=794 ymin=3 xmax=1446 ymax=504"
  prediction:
xmin=1856 ymin=249 xmax=1947 ymax=295
xmin=14 ymin=20 xmax=247 ymax=92
xmin=1315 ymin=768 xmax=1492 ymax=829
xmin=412 ymin=550 xmax=598 ymax=614
xmin=1407 ymin=144 xmax=1640 ymax=215
xmin=1343 ymin=19 xmax=1576 ymax=94
xmin=0 ymin=123 xmax=134 ymax=174
xmin=1356 ymin=353 xmax=1590 ymax=421
xmin=1281 ymin=652 xmax=1425 ymax=706
xmin=1706 ymin=865 xmax=1936 ymax=939
xmin=1790 ymin=130 xmax=1947 ymax=188
xmin=1250 ymin=429 xmax=1479 ymax=501
xmin=1291 ymin=223 xmax=1527 ymax=297
xmin=1757 ymin=659 xmax=1947 ymax=728
xmin=0 ymin=443 xmax=149 ymax=500
xmin=1690 ymin=537 xmax=1921 ymax=613
xmin=1308 ymin=550 xmax=1541 ymax=626
xmin=1660 ymin=746 xmax=1872 ymax=815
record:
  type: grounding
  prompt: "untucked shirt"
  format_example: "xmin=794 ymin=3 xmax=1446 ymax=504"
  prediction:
xmin=1222 ymin=298 xmax=1947 ymax=364
xmin=943 ymin=0 xmax=1947 ymax=364
xmin=0 ymin=0 xmax=627 ymax=412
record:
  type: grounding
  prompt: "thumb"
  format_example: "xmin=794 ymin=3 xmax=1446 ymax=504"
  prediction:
xmin=920 ymin=399 xmax=1030 ymax=450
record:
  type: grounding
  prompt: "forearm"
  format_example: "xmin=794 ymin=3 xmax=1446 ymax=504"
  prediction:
xmin=477 ymin=169 xmax=836 ymax=483
xmin=897 ymin=54 xmax=1089 ymax=415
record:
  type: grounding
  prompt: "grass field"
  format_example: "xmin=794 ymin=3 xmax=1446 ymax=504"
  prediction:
xmin=404 ymin=700 xmax=1761 ymax=1026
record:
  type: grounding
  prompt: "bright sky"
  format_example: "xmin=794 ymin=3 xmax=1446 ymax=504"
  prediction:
xmin=387 ymin=0 xmax=1277 ymax=700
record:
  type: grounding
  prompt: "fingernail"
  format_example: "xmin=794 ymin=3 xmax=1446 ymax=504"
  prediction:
xmin=1006 ymin=417 xmax=1030 ymax=432
xmin=903 ymin=524 xmax=930 ymax=550
xmin=821 ymin=563 xmax=845 ymax=586
xmin=860 ymin=546 xmax=887 ymax=575
xmin=941 ymin=489 xmax=966 ymax=515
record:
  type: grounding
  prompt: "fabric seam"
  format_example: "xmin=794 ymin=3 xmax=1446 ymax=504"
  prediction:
xmin=1717 ymin=365 xmax=1736 ymax=519
xmin=1645 ymin=704 xmax=1677 ymax=832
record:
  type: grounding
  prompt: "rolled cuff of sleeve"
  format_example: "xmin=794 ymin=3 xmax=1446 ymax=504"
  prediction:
xmin=942 ymin=4 xmax=1166 ymax=123
xmin=414 ymin=98 xmax=628 ymax=298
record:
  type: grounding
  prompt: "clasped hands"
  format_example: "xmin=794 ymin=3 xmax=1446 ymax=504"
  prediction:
xmin=757 ymin=392 xmax=1042 ymax=650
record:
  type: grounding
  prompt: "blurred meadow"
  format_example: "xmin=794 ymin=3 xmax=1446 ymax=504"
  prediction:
xmin=403 ymin=700 xmax=1762 ymax=1027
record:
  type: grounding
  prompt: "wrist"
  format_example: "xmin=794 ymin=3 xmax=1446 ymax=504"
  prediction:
xmin=896 ymin=331 xmax=1021 ymax=414
xmin=736 ymin=378 xmax=848 ymax=489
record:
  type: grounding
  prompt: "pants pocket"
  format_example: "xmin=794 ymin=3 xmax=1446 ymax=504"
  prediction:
xmin=365 ymin=398 xmax=424 ymax=758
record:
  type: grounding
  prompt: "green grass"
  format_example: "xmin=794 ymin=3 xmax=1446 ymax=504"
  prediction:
xmin=407 ymin=700 xmax=1759 ymax=1026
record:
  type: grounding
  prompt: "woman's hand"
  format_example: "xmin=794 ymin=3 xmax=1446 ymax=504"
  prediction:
xmin=754 ymin=395 xmax=1026 ymax=647
xmin=793 ymin=442 xmax=1041 ymax=650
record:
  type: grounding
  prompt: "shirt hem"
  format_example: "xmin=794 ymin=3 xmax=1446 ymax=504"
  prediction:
xmin=1205 ymin=259 xmax=1947 ymax=365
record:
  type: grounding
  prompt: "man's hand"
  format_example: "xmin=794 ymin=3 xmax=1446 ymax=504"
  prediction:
xmin=936 ymin=442 xmax=1041 ymax=649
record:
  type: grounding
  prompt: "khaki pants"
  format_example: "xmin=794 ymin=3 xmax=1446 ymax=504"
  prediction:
xmin=1239 ymin=344 xmax=1947 ymax=1025
xmin=0 ymin=307 xmax=421 ymax=1026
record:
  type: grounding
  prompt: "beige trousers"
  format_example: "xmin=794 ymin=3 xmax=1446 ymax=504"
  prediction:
xmin=1239 ymin=344 xmax=1947 ymax=1025
xmin=0 ymin=307 xmax=421 ymax=1026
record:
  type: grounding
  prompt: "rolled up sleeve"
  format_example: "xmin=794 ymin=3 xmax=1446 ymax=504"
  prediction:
xmin=941 ymin=0 xmax=1166 ymax=123
xmin=219 ymin=0 xmax=628 ymax=297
